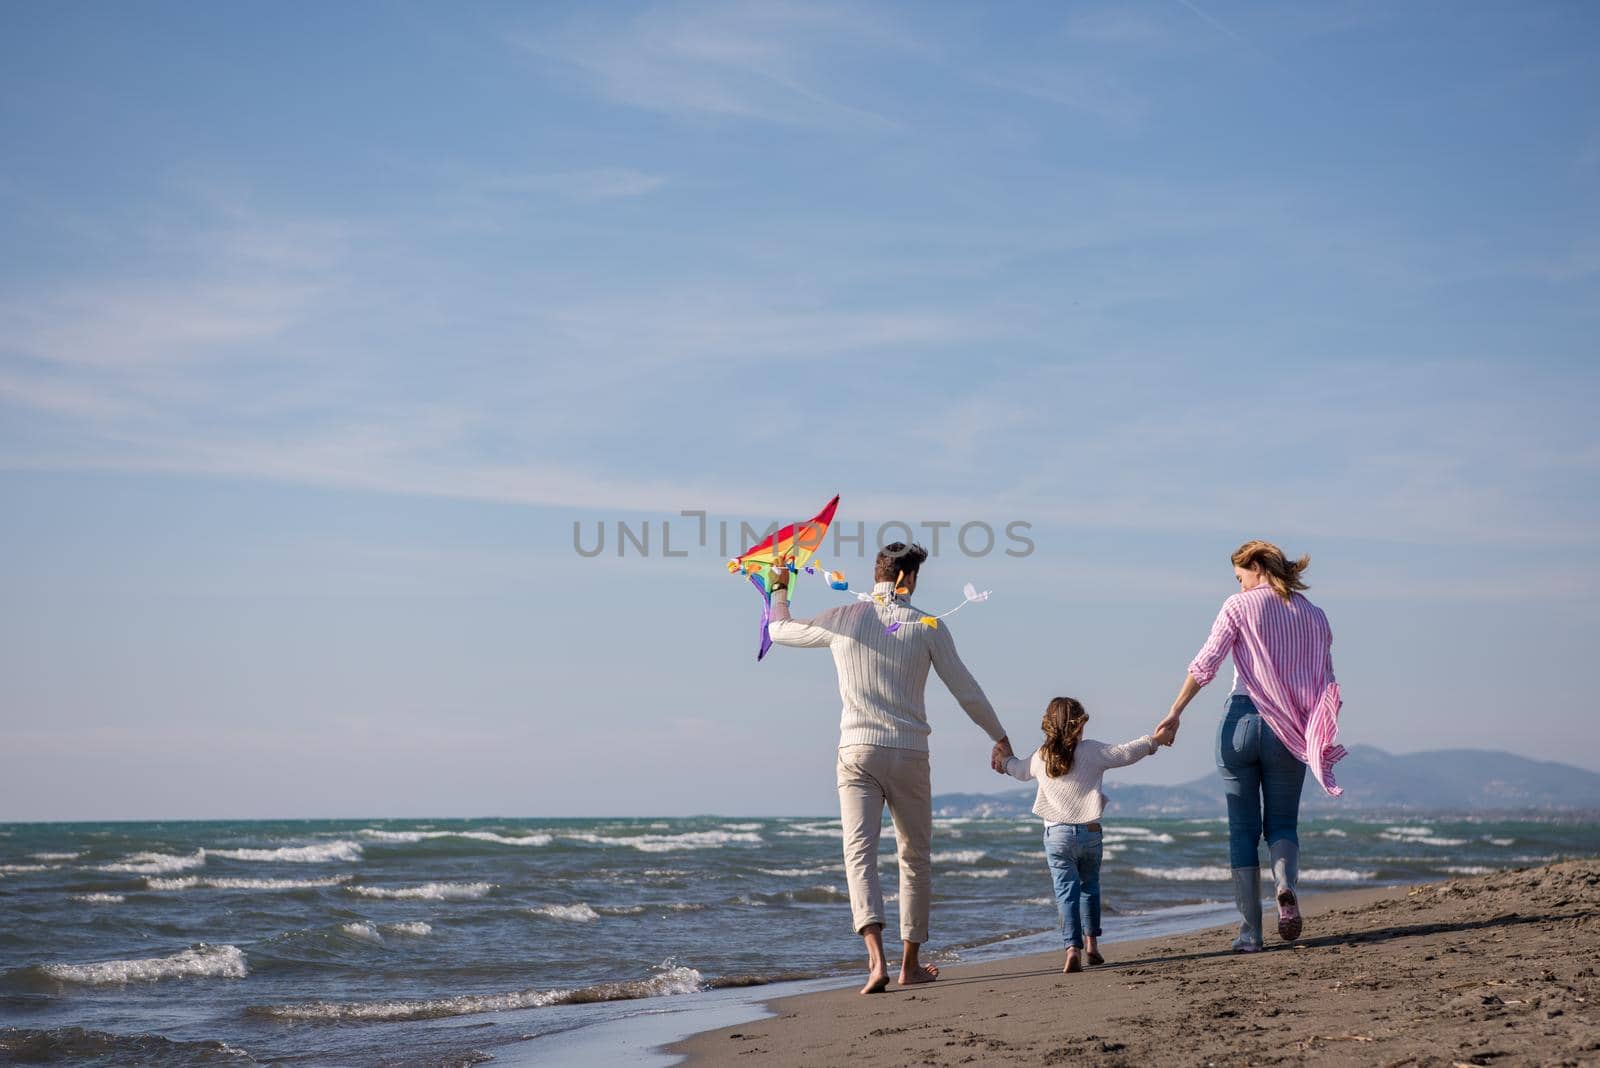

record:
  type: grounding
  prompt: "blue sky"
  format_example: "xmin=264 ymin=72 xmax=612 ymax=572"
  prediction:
xmin=2 ymin=2 xmax=1596 ymax=820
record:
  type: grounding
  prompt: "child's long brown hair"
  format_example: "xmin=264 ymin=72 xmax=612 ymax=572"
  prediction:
xmin=1041 ymin=697 xmax=1089 ymax=778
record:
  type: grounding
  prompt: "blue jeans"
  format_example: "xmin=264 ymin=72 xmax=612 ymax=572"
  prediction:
xmin=1043 ymin=824 xmax=1102 ymax=949
xmin=1217 ymin=694 xmax=1306 ymax=869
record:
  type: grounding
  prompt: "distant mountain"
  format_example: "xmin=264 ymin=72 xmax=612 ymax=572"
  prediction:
xmin=934 ymin=746 xmax=1600 ymax=818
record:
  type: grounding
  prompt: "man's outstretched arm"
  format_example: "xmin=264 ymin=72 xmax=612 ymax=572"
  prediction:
xmin=767 ymin=587 xmax=841 ymax=648
xmin=929 ymin=623 xmax=1010 ymax=756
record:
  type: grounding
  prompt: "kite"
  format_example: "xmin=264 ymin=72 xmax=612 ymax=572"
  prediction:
xmin=726 ymin=494 xmax=994 ymax=657
xmin=727 ymin=494 xmax=848 ymax=660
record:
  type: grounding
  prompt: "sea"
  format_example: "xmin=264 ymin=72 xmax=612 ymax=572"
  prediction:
xmin=1 ymin=814 xmax=1593 ymax=1066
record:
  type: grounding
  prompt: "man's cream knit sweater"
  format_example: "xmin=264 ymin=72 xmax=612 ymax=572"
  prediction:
xmin=768 ymin=580 xmax=1007 ymax=751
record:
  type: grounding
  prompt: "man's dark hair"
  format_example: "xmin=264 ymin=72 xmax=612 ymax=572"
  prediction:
xmin=875 ymin=542 xmax=929 ymax=584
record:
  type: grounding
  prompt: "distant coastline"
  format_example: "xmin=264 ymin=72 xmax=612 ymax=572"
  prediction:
xmin=933 ymin=744 xmax=1600 ymax=819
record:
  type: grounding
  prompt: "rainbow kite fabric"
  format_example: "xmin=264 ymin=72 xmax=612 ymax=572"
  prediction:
xmin=727 ymin=494 xmax=847 ymax=660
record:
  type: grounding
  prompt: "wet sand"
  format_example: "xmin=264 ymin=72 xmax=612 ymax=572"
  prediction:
xmin=672 ymin=860 xmax=1600 ymax=1066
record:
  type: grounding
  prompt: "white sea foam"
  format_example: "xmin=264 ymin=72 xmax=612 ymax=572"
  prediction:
xmin=347 ymin=881 xmax=494 ymax=901
xmin=31 ymin=852 xmax=82 ymax=861
xmin=72 ymin=893 xmax=125 ymax=903
xmin=341 ymin=922 xmax=384 ymax=943
xmin=949 ymin=869 xmax=1010 ymax=879
xmin=641 ymin=869 xmax=689 ymax=878
xmin=1299 ymin=868 xmax=1376 ymax=882
xmin=100 ymin=850 xmax=207 ymax=875
xmin=1486 ymin=837 xmax=1515 ymax=847
xmin=529 ymin=903 xmax=601 ymax=923
xmin=383 ymin=922 xmax=432 ymax=936
xmin=720 ymin=823 xmax=763 ymax=832
xmin=0 ymin=863 xmax=49 ymax=873
xmin=1135 ymin=865 xmax=1374 ymax=883
xmin=1023 ymin=896 xmax=1054 ymax=906
xmin=1379 ymin=830 xmax=1467 ymax=847
xmin=251 ymin=964 xmax=704 ymax=1021
xmin=774 ymin=822 xmax=844 ymax=839
xmin=931 ymin=850 xmax=986 ymax=864
xmin=758 ymin=865 xmax=841 ymax=878
xmin=1103 ymin=832 xmax=1176 ymax=845
xmin=563 ymin=830 xmax=761 ymax=853
xmin=1446 ymin=865 xmax=1496 ymax=876
xmin=208 ymin=841 xmax=363 ymax=863
xmin=358 ymin=829 xmax=553 ymax=847
xmin=146 ymin=875 xmax=351 ymax=891
xmin=1133 ymin=865 xmax=1233 ymax=881
xmin=1321 ymin=829 xmax=1349 ymax=837
xmin=41 ymin=944 xmax=247 ymax=985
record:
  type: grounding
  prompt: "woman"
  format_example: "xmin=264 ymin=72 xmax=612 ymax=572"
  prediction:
xmin=1155 ymin=540 xmax=1344 ymax=953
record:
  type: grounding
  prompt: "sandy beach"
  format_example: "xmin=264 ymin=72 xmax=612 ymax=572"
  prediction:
xmin=672 ymin=859 xmax=1599 ymax=1067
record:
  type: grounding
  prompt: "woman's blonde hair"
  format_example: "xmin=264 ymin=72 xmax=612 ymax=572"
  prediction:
xmin=1040 ymin=697 xmax=1089 ymax=778
xmin=1232 ymin=539 xmax=1310 ymax=603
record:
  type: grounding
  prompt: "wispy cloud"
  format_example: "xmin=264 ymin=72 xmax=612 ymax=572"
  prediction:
xmin=476 ymin=167 xmax=667 ymax=201
xmin=515 ymin=1 xmax=909 ymax=128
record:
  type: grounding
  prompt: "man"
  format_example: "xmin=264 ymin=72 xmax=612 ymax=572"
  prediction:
xmin=768 ymin=542 xmax=1013 ymax=994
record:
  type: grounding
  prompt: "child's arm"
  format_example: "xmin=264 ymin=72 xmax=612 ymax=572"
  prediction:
xmin=1002 ymin=749 xmax=1038 ymax=782
xmin=1096 ymin=735 xmax=1159 ymax=769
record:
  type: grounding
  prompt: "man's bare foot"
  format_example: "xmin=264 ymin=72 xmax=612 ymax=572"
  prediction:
xmin=898 ymin=963 xmax=940 ymax=986
xmin=860 ymin=967 xmax=889 ymax=995
xmin=1063 ymin=948 xmax=1083 ymax=973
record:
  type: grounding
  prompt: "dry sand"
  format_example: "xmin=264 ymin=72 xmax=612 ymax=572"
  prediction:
xmin=672 ymin=859 xmax=1599 ymax=1066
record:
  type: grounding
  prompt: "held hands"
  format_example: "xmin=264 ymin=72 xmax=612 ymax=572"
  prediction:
xmin=1152 ymin=713 xmax=1181 ymax=747
xmin=990 ymin=736 xmax=1014 ymax=774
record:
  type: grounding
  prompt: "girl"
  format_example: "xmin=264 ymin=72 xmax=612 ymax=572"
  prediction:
xmin=1001 ymin=697 xmax=1167 ymax=972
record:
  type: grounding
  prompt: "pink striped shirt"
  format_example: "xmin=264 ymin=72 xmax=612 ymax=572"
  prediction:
xmin=1188 ymin=585 xmax=1346 ymax=797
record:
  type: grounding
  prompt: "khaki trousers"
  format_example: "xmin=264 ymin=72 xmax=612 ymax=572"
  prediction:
xmin=836 ymin=744 xmax=932 ymax=943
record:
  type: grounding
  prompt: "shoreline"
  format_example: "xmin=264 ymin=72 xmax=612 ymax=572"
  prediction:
xmin=497 ymin=882 xmax=1396 ymax=1066
xmin=666 ymin=859 xmax=1600 ymax=1067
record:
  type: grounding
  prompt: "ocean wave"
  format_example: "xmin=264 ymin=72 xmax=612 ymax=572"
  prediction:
xmin=1134 ymin=865 xmax=1375 ymax=883
xmin=383 ymin=922 xmax=432 ymax=937
xmin=741 ymin=886 xmax=849 ymax=906
xmin=758 ymin=865 xmax=842 ymax=878
xmin=247 ymin=963 xmax=704 ymax=1022
xmin=208 ymin=841 xmax=363 ymax=863
xmin=720 ymin=823 xmax=763 ymax=832
xmin=147 ymin=875 xmax=351 ymax=891
xmin=930 ymin=850 xmax=986 ymax=864
xmin=72 ymin=893 xmax=125 ymax=904
xmin=0 ymin=1028 xmax=254 ymax=1064
xmin=340 ymin=923 xmax=384 ymax=943
xmin=358 ymin=829 xmax=553 ymax=847
xmin=35 ymin=944 xmax=247 ymax=985
xmin=1321 ymin=828 xmax=1349 ymax=837
xmin=1299 ymin=868 xmax=1376 ymax=882
xmin=100 ymin=850 xmax=207 ymax=875
xmin=1103 ymin=832 xmax=1176 ymax=845
xmin=347 ymin=882 xmax=494 ymax=901
xmin=1132 ymin=865 xmax=1233 ymax=881
xmin=563 ymin=830 xmax=761 ymax=853
xmin=1446 ymin=865 xmax=1496 ymax=876
xmin=774 ymin=821 xmax=844 ymax=839
xmin=1379 ymin=831 xmax=1467 ymax=847
xmin=0 ymin=863 xmax=50 ymax=873
xmin=528 ymin=903 xmax=601 ymax=923
xmin=948 ymin=869 xmax=1010 ymax=879
xmin=1486 ymin=837 xmax=1515 ymax=847
xmin=31 ymin=851 xmax=82 ymax=861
